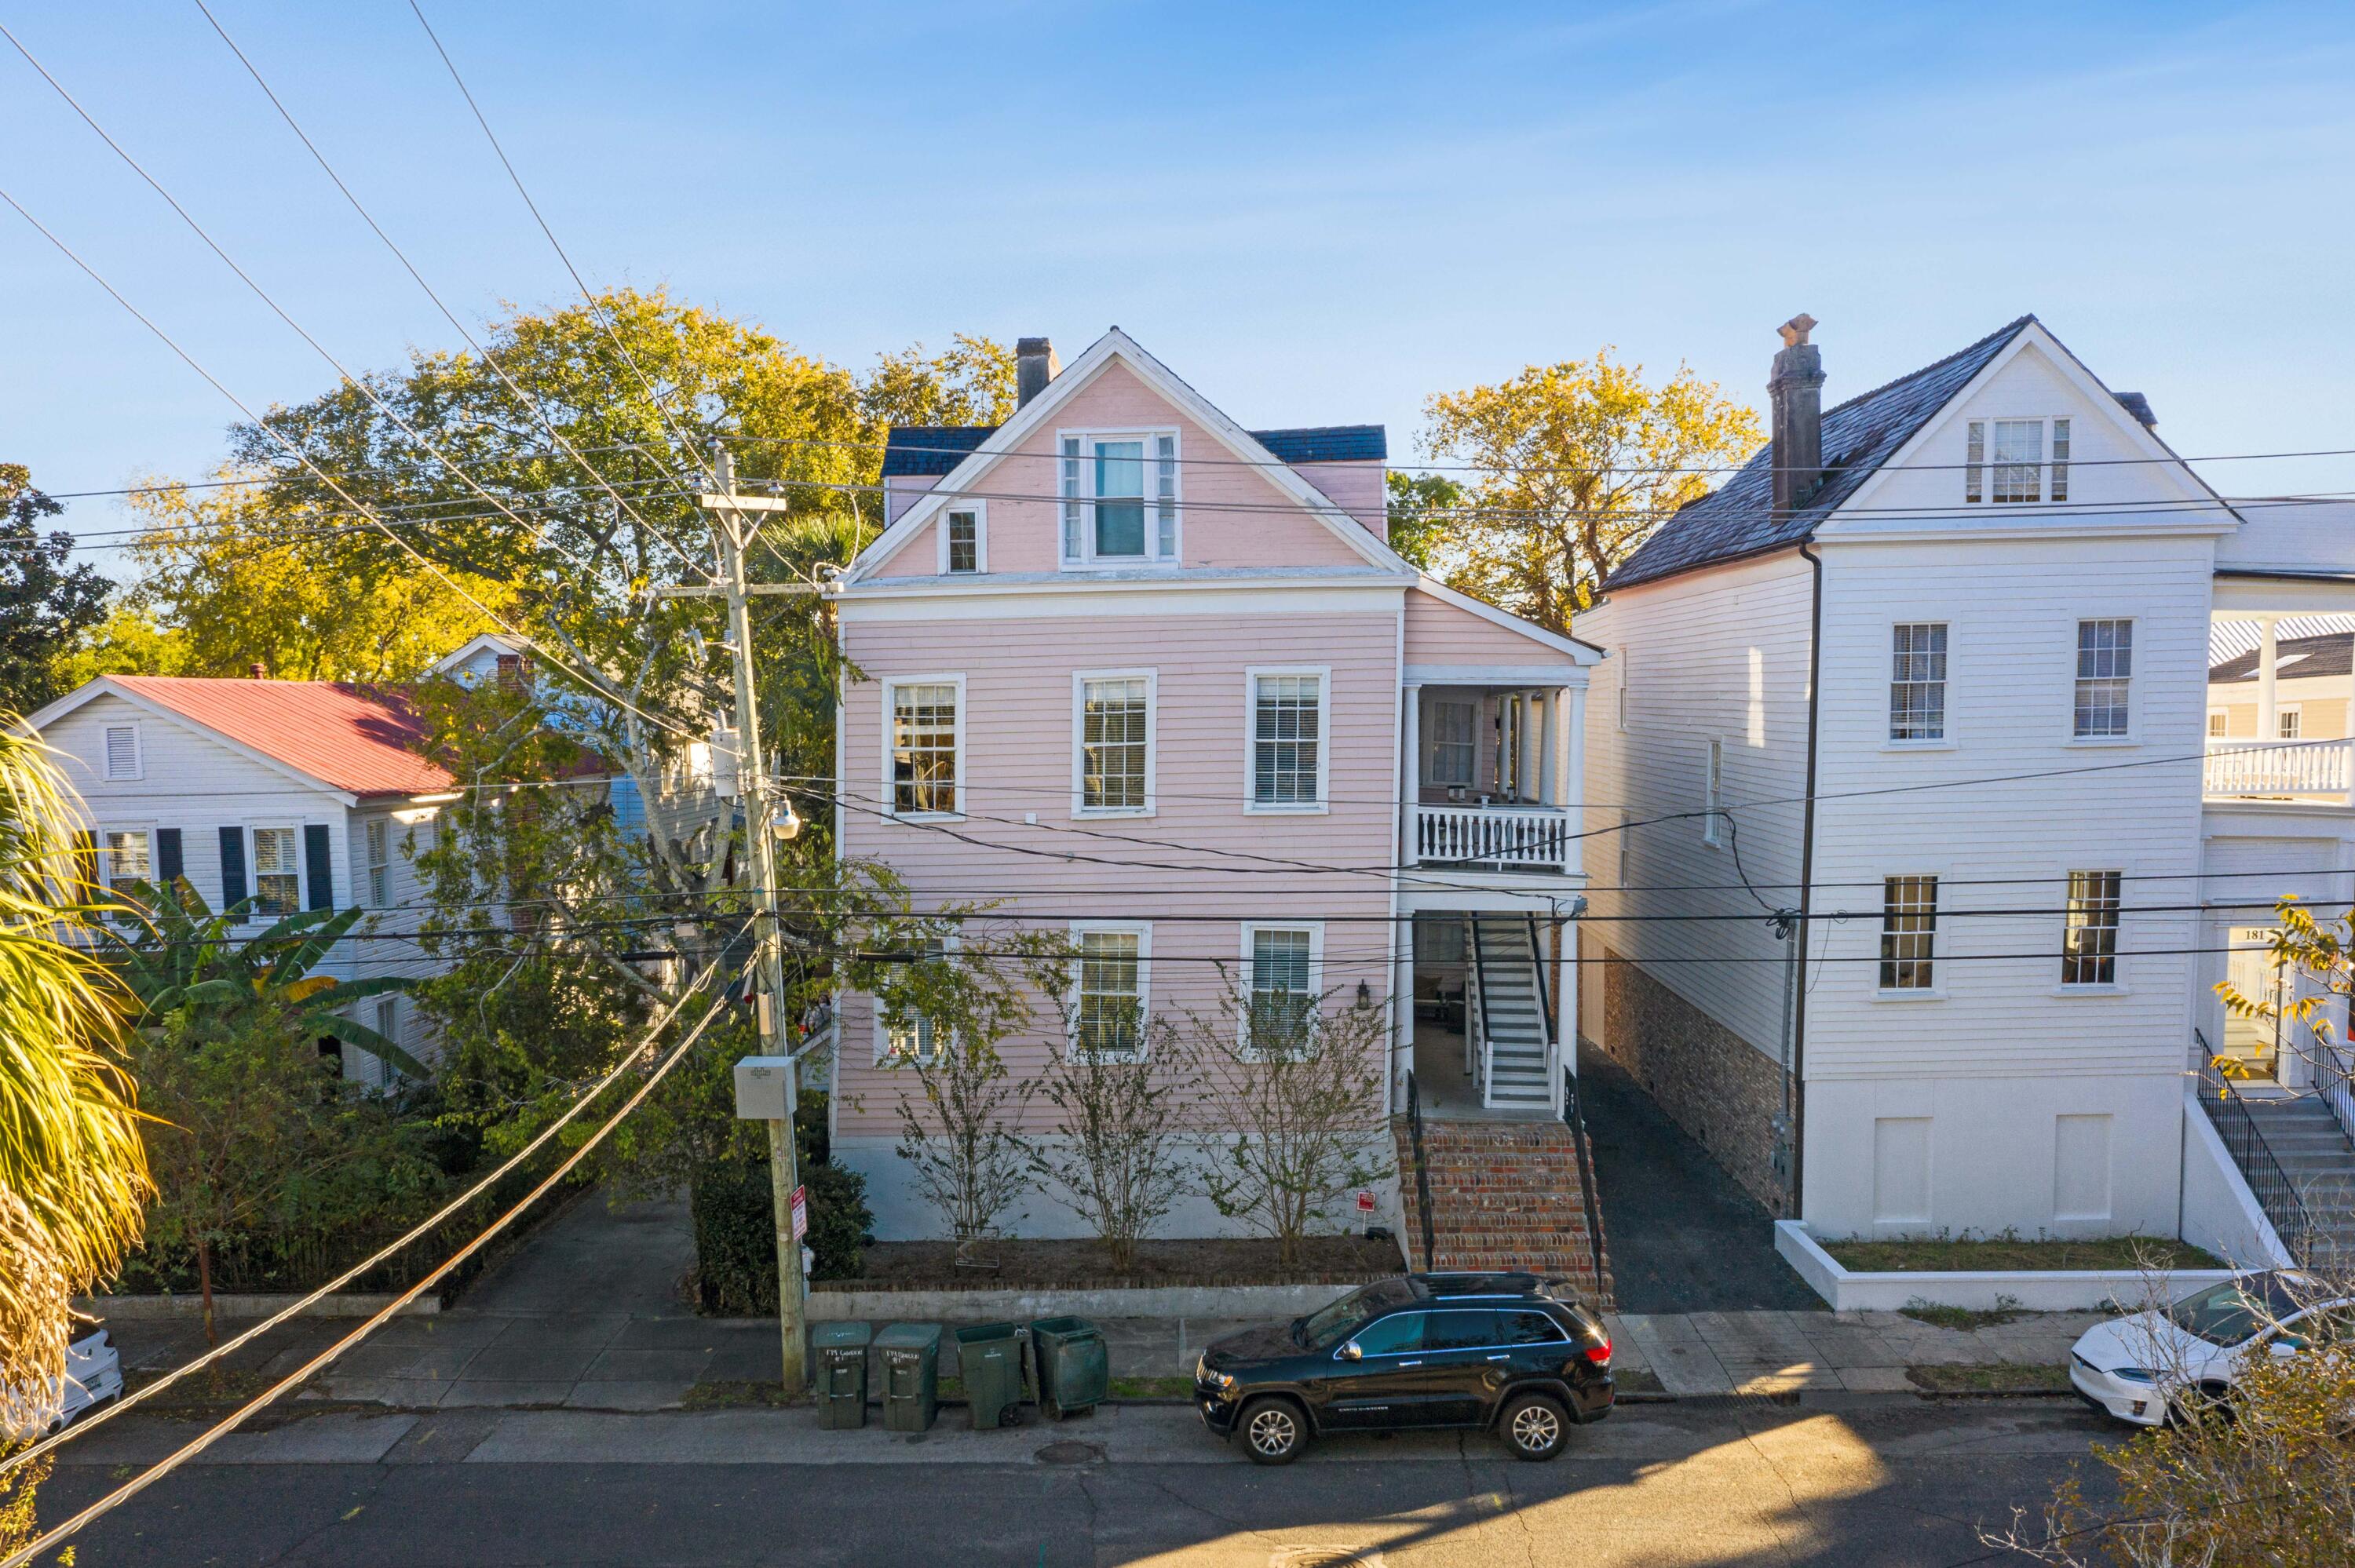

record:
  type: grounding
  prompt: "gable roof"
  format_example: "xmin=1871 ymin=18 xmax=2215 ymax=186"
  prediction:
xmin=1608 ymin=315 xmax=2037 ymax=590
xmin=2209 ymin=631 xmax=2353 ymax=684
xmin=880 ymin=421 xmax=1386 ymax=479
xmin=32 ymin=676 xmax=455 ymax=799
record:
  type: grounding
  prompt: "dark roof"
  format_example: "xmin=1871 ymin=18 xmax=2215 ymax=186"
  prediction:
xmin=2210 ymin=632 xmax=2353 ymax=683
xmin=879 ymin=421 xmax=1385 ymax=479
xmin=1608 ymin=315 xmax=2039 ymax=591
xmin=2113 ymin=391 xmax=2157 ymax=428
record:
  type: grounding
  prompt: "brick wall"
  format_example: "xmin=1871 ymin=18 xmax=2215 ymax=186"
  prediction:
xmin=1586 ymin=931 xmax=1789 ymax=1214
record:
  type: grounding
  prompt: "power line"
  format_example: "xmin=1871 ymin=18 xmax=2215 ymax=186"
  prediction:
xmin=0 ymin=979 xmax=739 ymax=1568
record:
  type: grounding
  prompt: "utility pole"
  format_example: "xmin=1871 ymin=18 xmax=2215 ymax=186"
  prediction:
xmin=699 ymin=446 xmax=805 ymax=1389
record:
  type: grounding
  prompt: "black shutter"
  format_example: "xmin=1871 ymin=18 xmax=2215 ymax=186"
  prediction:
xmin=75 ymin=830 xmax=99 ymax=903
xmin=217 ymin=826 xmax=246 ymax=910
xmin=304 ymin=823 xmax=334 ymax=910
xmin=155 ymin=827 xmax=184 ymax=886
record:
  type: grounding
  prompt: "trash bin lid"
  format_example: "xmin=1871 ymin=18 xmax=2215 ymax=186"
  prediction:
xmin=1031 ymin=1316 xmax=1098 ymax=1338
xmin=953 ymin=1321 xmax=1022 ymax=1346
xmin=812 ymin=1321 xmax=873 ymax=1348
xmin=874 ymin=1322 xmax=942 ymax=1351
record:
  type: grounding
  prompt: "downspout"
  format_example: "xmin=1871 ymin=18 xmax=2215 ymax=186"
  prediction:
xmin=1790 ymin=540 xmax=1825 ymax=1218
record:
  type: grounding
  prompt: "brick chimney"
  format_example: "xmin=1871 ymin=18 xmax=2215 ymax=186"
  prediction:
xmin=1769 ymin=313 xmax=1824 ymax=519
xmin=1017 ymin=337 xmax=1060 ymax=407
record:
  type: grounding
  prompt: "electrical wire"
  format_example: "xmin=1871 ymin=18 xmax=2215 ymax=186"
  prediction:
xmin=0 ymin=979 xmax=739 ymax=1568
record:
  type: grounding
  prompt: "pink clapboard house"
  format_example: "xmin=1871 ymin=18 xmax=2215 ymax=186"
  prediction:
xmin=827 ymin=329 xmax=1601 ymax=1238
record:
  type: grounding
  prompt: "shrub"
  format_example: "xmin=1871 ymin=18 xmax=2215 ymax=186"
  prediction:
xmin=688 ymin=1149 xmax=873 ymax=1315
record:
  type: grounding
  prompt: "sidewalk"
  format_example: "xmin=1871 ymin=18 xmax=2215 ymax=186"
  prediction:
xmin=101 ymin=1191 xmax=2104 ymax=1412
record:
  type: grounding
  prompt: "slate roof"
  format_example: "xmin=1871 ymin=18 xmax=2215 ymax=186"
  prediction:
xmin=1608 ymin=315 xmax=2039 ymax=591
xmin=106 ymin=676 xmax=455 ymax=797
xmin=879 ymin=422 xmax=1385 ymax=478
xmin=2209 ymin=632 xmax=2353 ymax=684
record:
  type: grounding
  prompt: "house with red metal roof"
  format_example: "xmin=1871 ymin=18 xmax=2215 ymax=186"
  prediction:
xmin=27 ymin=673 xmax=470 ymax=1083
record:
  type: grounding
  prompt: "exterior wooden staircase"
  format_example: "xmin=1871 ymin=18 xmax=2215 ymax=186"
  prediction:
xmin=1393 ymin=1117 xmax=1614 ymax=1307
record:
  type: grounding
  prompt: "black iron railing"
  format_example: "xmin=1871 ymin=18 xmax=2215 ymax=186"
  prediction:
xmin=1561 ymin=1065 xmax=1611 ymax=1300
xmin=1404 ymin=1069 xmax=1437 ymax=1272
xmin=2195 ymin=1033 xmax=2314 ymax=1264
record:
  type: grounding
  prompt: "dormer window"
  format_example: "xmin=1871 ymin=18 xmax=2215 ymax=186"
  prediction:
xmin=1965 ymin=418 xmax=2069 ymax=504
xmin=1060 ymin=430 xmax=1179 ymax=567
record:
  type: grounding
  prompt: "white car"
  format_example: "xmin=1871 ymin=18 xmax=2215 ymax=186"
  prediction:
xmin=46 ymin=1329 xmax=123 ymax=1433
xmin=2069 ymin=1271 xmax=2353 ymax=1427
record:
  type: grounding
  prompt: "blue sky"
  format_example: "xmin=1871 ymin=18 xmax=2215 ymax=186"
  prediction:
xmin=7 ymin=1 xmax=2353 ymax=559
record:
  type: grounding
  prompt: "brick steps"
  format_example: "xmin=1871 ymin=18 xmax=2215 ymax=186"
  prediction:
xmin=1394 ymin=1116 xmax=1614 ymax=1307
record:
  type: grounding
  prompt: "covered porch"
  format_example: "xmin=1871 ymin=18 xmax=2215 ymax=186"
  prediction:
xmin=1394 ymin=902 xmax=1576 ymax=1118
xmin=2207 ymin=595 xmax=2355 ymax=805
xmin=1400 ymin=670 xmax=1583 ymax=875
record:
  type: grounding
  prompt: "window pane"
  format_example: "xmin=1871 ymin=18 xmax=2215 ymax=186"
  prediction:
xmin=1889 ymin=622 xmax=1948 ymax=741
xmin=1094 ymin=440 xmax=1145 ymax=556
xmin=2280 ymin=709 xmax=2302 ymax=740
xmin=1422 ymin=1310 xmax=1498 ymax=1351
xmin=252 ymin=826 xmax=300 ymax=916
xmin=1503 ymin=1310 xmax=1568 ymax=1346
xmin=1253 ymin=675 xmax=1321 ymax=804
xmin=103 ymin=830 xmax=150 ymax=893
xmin=1250 ymin=927 xmax=1314 ymax=1054
xmin=892 ymin=683 xmax=958 ymax=814
xmin=1061 ymin=437 xmax=1083 ymax=559
xmin=1077 ymin=931 xmax=1142 ymax=1056
xmin=2050 ymin=418 xmax=2071 ymax=503
xmin=2061 ymin=870 xmax=2122 ymax=986
xmin=1879 ymin=874 xmax=1937 ymax=990
xmin=947 ymin=511 xmax=978 ymax=573
xmin=1081 ymin=677 xmax=1148 ymax=809
xmin=1155 ymin=433 xmax=1178 ymax=556
xmin=1992 ymin=419 xmax=2043 ymax=503
xmin=1428 ymin=699 xmax=1476 ymax=786
xmin=885 ymin=941 xmax=948 ymax=1061
xmin=1350 ymin=1312 xmax=1424 ymax=1356
xmin=1965 ymin=421 xmax=1985 ymax=504
xmin=2074 ymin=619 xmax=2133 ymax=736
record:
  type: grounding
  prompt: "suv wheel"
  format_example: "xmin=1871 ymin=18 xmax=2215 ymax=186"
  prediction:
xmin=1240 ymin=1397 xmax=1308 ymax=1465
xmin=1500 ymin=1393 xmax=1568 ymax=1461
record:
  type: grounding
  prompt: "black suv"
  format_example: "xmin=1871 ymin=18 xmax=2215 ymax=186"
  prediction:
xmin=1194 ymin=1272 xmax=1613 ymax=1464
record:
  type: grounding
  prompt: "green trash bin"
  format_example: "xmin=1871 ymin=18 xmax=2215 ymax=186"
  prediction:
xmin=812 ymin=1321 xmax=872 ymax=1430
xmin=954 ymin=1322 xmax=1026 ymax=1430
xmin=1031 ymin=1316 xmax=1108 ymax=1420
xmin=876 ymin=1322 xmax=940 ymax=1434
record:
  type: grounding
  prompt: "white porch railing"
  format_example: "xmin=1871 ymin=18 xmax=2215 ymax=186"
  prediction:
xmin=2204 ymin=739 xmax=2355 ymax=800
xmin=1411 ymin=803 xmax=1572 ymax=872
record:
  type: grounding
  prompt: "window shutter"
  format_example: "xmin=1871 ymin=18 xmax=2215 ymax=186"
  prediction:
xmin=75 ymin=830 xmax=99 ymax=903
xmin=218 ymin=825 xmax=247 ymax=909
xmin=155 ymin=826 xmax=184 ymax=885
xmin=304 ymin=823 xmax=334 ymax=910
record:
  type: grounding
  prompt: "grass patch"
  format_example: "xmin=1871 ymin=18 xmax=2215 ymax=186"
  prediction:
xmin=1824 ymin=1235 xmax=2224 ymax=1274
xmin=1900 ymin=1296 xmax=2024 ymax=1332
xmin=679 ymin=1380 xmax=811 ymax=1410
xmin=126 ymin=1367 xmax=275 ymax=1407
xmin=1106 ymin=1377 xmax=1193 ymax=1399
xmin=1906 ymin=1362 xmax=2072 ymax=1395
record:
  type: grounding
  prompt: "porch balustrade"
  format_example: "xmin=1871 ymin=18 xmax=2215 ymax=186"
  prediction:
xmin=2203 ymin=738 xmax=2355 ymax=801
xmin=1410 ymin=802 xmax=1572 ymax=872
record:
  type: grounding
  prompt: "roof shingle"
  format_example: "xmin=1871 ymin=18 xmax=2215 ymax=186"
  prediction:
xmin=1608 ymin=315 xmax=2038 ymax=591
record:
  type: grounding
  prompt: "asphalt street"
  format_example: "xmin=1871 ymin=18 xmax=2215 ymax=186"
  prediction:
xmin=22 ymin=1395 xmax=2118 ymax=1566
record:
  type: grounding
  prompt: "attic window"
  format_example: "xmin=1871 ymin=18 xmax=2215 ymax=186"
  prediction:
xmin=103 ymin=724 xmax=141 ymax=781
xmin=944 ymin=507 xmax=983 ymax=574
xmin=1060 ymin=431 xmax=1181 ymax=567
xmin=1966 ymin=418 xmax=2070 ymax=505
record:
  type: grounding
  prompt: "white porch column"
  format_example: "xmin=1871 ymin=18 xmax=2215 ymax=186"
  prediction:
xmin=1400 ymin=683 xmax=1422 ymax=866
xmin=1562 ymin=685 xmax=1586 ymax=875
xmin=1395 ymin=912 xmax=1416 ymax=1101
xmin=1519 ymin=690 xmax=1543 ymax=801
xmin=1538 ymin=690 xmax=1560 ymax=805
xmin=2258 ymin=615 xmax=2280 ymax=742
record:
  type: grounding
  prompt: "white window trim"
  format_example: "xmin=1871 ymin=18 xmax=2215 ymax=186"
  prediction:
xmin=245 ymin=822 xmax=308 ymax=922
xmin=2055 ymin=866 xmax=2130 ymax=995
xmin=2065 ymin=614 xmax=2139 ymax=746
xmin=1883 ymin=619 xmax=1956 ymax=750
xmin=1872 ymin=869 xmax=1946 ymax=1001
xmin=1243 ymin=665 xmax=1333 ymax=815
xmin=880 ymin=673 xmax=967 ymax=821
xmin=1423 ymin=695 xmax=1478 ymax=789
xmin=873 ymin=936 xmax=955 ymax=1066
xmin=937 ymin=500 xmax=987 ymax=575
xmin=2277 ymin=704 xmax=2303 ymax=740
xmin=1238 ymin=921 xmax=1324 ymax=1057
xmin=100 ymin=721 xmax=143 ymax=782
xmin=1700 ymin=738 xmax=1724 ymax=846
xmin=97 ymin=823 xmax=158 ymax=898
xmin=1966 ymin=415 xmax=2072 ymax=505
xmin=1068 ymin=920 xmax=1151 ymax=1061
xmin=1070 ymin=668 xmax=1157 ymax=819
xmin=1054 ymin=427 xmax=1182 ymax=570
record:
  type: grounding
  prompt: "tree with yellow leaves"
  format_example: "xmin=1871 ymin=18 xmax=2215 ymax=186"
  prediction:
xmin=1418 ymin=348 xmax=1762 ymax=633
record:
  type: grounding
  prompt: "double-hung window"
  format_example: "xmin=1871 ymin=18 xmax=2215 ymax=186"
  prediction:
xmin=1426 ymin=698 xmax=1476 ymax=788
xmin=2061 ymin=870 xmax=2123 ymax=987
xmin=886 ymin=676 xmax=962 ymax=817
xmin=1889 ymin=622 xmax=1948 ymax=742
xmin=1700 ymin=738 xmax=1724 ymax=845
xmin=1059 ymin=431 xmax=1179 ymax=566
xmin=942 ymin=505 xmax=984 ymax=574
xmin=1249 ymin=669 xmax=1328 ymax=810
xmin=2280 ymin=707 xmax=2303 ymax=740
xmin=1243 ymin=923 xmax=1321 ymax=1056
xmin=1075 ymin=672 xmax=1153 ymax=815
xmin=1879 ymin=875 xmax=1939 ymax=992
xmin=1966 ymin=418 xmax=2071 ymax=504
xmin=102 ymin=829 xmax=151 ymax=898
xmin=251 ymin=826 xmax=301 ymax=917
xmin=365 ymin=817 xmax=391 ymax=908
xmin=2073 ymin=619 xmax=2134 ymax=738
xmin=1072 ymin=923 xmax=1148 ymax=1059
xmin=879 ymin=939 xmax=951 ymax=1064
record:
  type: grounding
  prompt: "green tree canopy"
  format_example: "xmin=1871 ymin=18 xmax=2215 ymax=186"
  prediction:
xmin=0 ymin=465 xmax=111 ymax=713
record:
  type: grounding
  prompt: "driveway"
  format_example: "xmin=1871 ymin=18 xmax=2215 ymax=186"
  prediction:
xmin=1577 ymin=1046 xmax=1823 ymax=1314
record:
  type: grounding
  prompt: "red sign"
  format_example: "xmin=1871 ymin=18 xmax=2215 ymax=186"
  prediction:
xmin=1355 ymin=1190 xmax=1376 ymax=1213
xmin=790 ymin=1183 xmax=809 ymax=1242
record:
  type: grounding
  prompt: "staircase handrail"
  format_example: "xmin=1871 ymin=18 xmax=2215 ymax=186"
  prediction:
xmin=1561 ymin=1064 xmax=1611 ymax=1303
xmin=1468 ymin=918 xmax=1495 ymax=1104
xmin=2309 ymin=1030 xmax=2355 ymax=1149
xmin=2194 ymin=1032 xmax=2314 ymax=1265
xmin=1525 ymin=914 xmax=1555 ymax=1052
xmin=1404 ymin=1070 xmax=1437 ymax=1272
